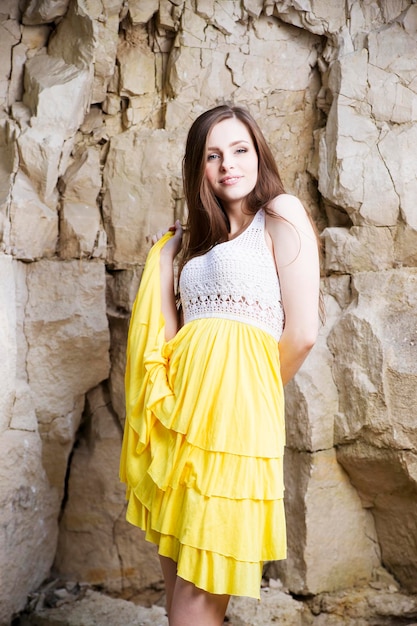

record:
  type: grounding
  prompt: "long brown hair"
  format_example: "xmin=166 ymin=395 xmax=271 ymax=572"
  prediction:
xmin=181 ymin=105 xmax=286 ymax=268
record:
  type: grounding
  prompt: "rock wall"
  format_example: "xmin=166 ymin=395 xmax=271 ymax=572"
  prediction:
xmin=0 ymin=0 xmax=416 ymax=624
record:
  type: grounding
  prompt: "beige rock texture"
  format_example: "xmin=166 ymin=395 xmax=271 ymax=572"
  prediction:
xmin=25 ymin=589 xmax=168 ymax=626
xmin=0 ymin=256 xmax=110 ymax=625
xmin=0 ymin=0 xmax=417 ymax=624
xmin=17 ymin=576 xmax=417 ymax=626
xmin=54 ymin=384 xmax=161 ymax=593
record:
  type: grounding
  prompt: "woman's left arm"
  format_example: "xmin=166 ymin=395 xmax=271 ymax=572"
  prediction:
xmin=265 ymin=194 xmax=321 ymax=386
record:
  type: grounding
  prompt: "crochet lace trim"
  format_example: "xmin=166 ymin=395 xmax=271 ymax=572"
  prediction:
xmin=180 ymin=211 xmax=284 ymax=341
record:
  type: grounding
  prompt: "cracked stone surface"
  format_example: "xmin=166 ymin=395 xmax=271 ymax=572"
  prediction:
xmin=15 ymin=576 xmax=417 ymax=626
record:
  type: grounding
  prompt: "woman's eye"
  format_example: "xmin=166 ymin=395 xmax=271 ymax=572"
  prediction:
xmin=207 ymin=153 xmax=219 ymax=161
xmin=236 ymin=148 xmax=247 ymax=154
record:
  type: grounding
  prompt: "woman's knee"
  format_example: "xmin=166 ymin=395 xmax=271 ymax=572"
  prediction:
xmin=170 ymin=577 xmax=229 ymax=626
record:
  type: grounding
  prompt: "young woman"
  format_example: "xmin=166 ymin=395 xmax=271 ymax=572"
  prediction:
xmin=120 ymin=105 xmax=321 ymax=626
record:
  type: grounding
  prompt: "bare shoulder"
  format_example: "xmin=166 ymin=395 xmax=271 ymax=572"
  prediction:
xmin=265 ymin=194 xmax=314 ymax=238
xmin=266 ymin=194 xmax=309 ymax=223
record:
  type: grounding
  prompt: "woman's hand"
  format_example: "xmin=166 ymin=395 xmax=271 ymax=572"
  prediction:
xmin=150 ymin=220 xmax=183 ymax=261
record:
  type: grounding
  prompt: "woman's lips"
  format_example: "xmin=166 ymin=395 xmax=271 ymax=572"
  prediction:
xmin=220 ymin=176 xmax=242 ymax=185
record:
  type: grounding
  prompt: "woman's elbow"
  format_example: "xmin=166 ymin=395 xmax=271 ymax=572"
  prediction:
xmin=302 ymin=328 xmax=318 ymax=352
xmin=295 ymin=337 xmax=316 ymax=361
xmin=282 ymin=326 xmax=318 ymax=355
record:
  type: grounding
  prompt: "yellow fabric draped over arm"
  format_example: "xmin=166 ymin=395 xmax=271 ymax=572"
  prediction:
xmin=120 ymin=232 xmax=174 ymax=489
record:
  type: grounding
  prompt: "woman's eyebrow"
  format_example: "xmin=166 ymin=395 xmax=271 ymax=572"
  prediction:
xmin=207 ymin=140 xmax=250 ymax=150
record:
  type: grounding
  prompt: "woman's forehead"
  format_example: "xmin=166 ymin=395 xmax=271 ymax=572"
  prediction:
xmin=207 ymin=117 xmax=253 ymax=146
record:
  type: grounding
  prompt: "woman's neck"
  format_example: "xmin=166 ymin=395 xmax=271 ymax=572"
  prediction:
xmin=226 ymin=207 xmax=256 ymax=239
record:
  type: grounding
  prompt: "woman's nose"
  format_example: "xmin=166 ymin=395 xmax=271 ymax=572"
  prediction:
xmin=220 ymin=154 xmax=234 ymax=170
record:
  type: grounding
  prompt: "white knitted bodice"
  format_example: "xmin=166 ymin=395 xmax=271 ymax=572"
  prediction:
xmin=179 ymin=210 xmax=284 ymax=341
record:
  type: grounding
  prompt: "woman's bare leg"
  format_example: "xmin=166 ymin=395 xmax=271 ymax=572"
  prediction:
xmin=159 ymin=555 xmax=178 ymax=618
xmin=169 ymin=576 xmax=229 ymax=626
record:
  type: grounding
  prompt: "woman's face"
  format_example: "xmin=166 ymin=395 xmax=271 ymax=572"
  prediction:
xmin=204 ymin=117 xmax=258 ymax=212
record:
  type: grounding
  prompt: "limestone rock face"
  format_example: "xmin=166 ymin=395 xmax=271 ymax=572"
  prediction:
xmin=59 ymin=146 xmax=107 ymax=259
xmin=1 ymin=0 xmax=417 ymax=623
xmin=25 ymin=589 xmax=168 ymax=626
xmin=8 ymin=171 xmax=57 ymax=261
xmin=0 ymin=255 xmax=110 ymax=624
xmin=272 ymin=448 xmax=380 ymax=594
xmin=102 ymin=128 xmax=182 ymax=267
xmin=54 ymin=384 xmax=161 ymax=591
xmin=23 ymin=259 xmax=109 ymax=439
xmin=317 ymin=12 xmax=417 ymax=231
xmin=329 ymin=269 xmax=417 ymax=591
xmin=23 ymin=54 xmax=91 ymax=136
xmin=106 ymin=266 xmax=143 ymax=422
xmin=0 ymin=256 xmax=16 ymax=431
xmin=0 ymin=428 xmax=58 ymax=626
xmin=23 ymin=0 xmax=71 ymax=25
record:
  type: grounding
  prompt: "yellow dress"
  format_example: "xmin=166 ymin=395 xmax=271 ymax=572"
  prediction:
xmin=120 ymin=210 xmax=286 ymax=599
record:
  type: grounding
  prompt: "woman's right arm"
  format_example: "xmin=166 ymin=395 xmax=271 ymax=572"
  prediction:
xmin=152 ymin=220 xmax=183 ymax=341
xmin=265 ymin=195 xmax=320 ymax=386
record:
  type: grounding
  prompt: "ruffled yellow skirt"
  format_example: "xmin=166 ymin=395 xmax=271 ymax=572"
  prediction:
xmin=120 ymin=234 xmax=286 ymax=599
